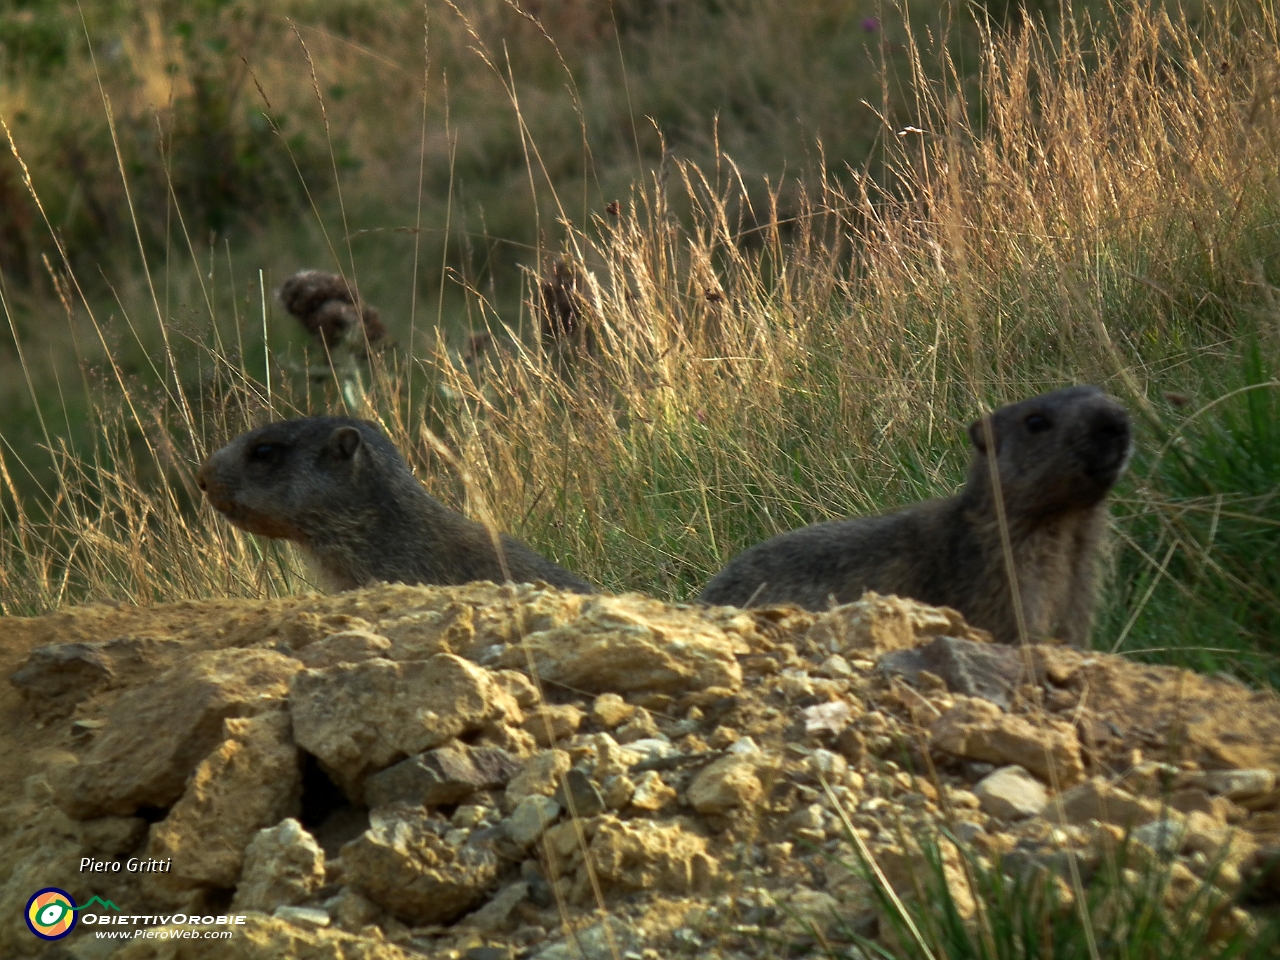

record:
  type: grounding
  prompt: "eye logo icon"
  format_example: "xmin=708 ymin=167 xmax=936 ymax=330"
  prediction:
xmin=25 ymin=888 xmax=78 ymax=940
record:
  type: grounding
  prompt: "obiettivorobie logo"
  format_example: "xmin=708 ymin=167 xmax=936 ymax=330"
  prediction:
xmin=24 ymin=889 xmax=120 ymax=941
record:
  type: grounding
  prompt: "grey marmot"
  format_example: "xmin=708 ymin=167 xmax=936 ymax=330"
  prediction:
xmin=197 ymin=416 xmax=594 ymax=594
xmin=698 ymin=386 xmax=1132 ymax=646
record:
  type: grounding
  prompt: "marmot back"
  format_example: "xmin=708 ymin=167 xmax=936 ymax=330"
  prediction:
xmin=197 ymin=417 xmax=594 ymax=594
xmin=698 ymin=386 xmax=1132 ymax=646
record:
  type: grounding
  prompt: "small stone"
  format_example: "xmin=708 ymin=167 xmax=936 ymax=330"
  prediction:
xmin=330 ymin=888 xmax=381 ymax=931
xmin=819 ymin=655 xmax=854 ymax=678
xmin=296 ymin=630 xmax=391 ymax=668
xmin=708 ymin=726 xmax=739 ymax=749
xmin=803 ymin=700 xmax=853 ymax=737
xmin=1180 ymin=769 xmax=1276 ymax=802
xmin=553 ymin=767 xmax=606 ymax=818
xmin=465 ymin=947 xmax=513 ymax=960
xmin=687 ymin=755 xmax=763 ymax=814
xmin=786 ymin=804 xmax=827 ymax=843
xmin=623 ymin=738 xmax=675 ymax=764
xmin=615 ymin=708 xmax=662 ymax=744
xmin=452 ymin=804 xmax=493 ymax=829
xmin=495 ymin=669 xmax=540 ymax=708
xmin=522 ymin=704 xmax=585 ymax=747
xmin=931 ymin=698 xmax=1084 ymax=785
xmin=1132 ymin=818 xmax=1188 ymax=857
xmin=504 ymin=795 xmax=562 ymax=847
xmin=973 ymin=766 xmax=1048 ymax=820
xmin=505 ymin=749 xmax=572 ymax=810
xmin=592 ymin=693 xmax=636 ymax=729
xmin=341 ymin=806 xmax=501 ymax=925
xmin=272 ymin=905 xmax=331 ymax=929
xmin=291 ymin=653 xmax=521 ymax=799
xmin=809 ymin=749 xmax=848 ymax=784
xmin=629 ymin=771 xmax=676 ymax=811
xmin=11 ymin=642 xmax=116 ymax=718
xmin=365 ymin=744 xmax=522 ymax=809
xmin=601 ymin=774 xmax=636 ymax=810
xmin=1052 ymin=777 xmax=1170 ymax=829
xmin=461 ymin=881 xmax=529 ymax=935
xmin=232 ymin=818 xmax=326 ymax=912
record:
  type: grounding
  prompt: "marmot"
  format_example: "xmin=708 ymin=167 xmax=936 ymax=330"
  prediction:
xmin=197 ymin=416 xmax=595 ymax=594
xmin=698 ymin=386 xmax=1132 ymax=646
xmin=278 ymin=270 xmax=386 ymax=354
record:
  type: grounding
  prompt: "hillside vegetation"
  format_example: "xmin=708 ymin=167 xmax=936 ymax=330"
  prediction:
xmin=1 ymin=0 xmax=1279 ymax=688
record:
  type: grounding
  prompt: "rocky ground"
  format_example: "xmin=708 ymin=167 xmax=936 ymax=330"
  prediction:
xmin=2 ymin=584 xmax=1279 ymax=959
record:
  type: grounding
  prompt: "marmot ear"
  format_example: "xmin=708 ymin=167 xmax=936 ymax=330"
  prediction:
xmin=968 ymin=415 xmax=997 ymax=454
xmin=327 ymin=426 xmax=362 ymax=460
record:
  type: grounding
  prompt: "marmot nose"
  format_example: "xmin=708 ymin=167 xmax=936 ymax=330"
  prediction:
xmin=1091 ymin=408 xmax=1130 ymax=445
xmin=195 ymin=463 xmax=210 ymax=492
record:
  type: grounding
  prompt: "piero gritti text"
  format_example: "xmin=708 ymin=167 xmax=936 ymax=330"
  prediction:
xmin=80 ymin=857 xmax=172 ymax=873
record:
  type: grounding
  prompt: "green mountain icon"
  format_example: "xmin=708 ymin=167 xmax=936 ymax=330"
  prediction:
xmin=73 ymin=896 xmax=121 ymax=912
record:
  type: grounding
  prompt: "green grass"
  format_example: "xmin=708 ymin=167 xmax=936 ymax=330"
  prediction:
xmin=844 ymin=830 xmax=1280 ymax=960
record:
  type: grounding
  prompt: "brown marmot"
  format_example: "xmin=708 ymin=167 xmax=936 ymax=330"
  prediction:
xmin=197 ymin=417 xmax=594 ymax=594
xmin=698 ymin=386 xmax=1132 ymax=646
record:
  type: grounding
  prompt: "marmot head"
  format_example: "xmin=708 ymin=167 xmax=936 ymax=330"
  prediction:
xmin=197 ymin=417 xmax=404 ymax=542
xmin=967 ymin=385 xmax=1132 ymax=514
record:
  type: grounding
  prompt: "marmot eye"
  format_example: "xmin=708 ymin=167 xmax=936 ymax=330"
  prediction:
xmin=250 ymin=443 xmax=279 ymax=460
xmin=1025 ymin=414 xmax=1052 ymax=433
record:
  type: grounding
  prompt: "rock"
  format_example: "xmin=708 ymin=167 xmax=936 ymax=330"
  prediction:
xmin=687 ymin=755 xmax=764 ymax=814
xmin=505 ymin=750 xmax=571 ymax=809
xmin=232 ymin=818 xmax=326 ymax=912
xmin=112 ymin=913 xmax=419 ymax=959
xmin=1132 ymin=818 xmax=1188 ymax=857
xmin=786 ymin=804 xmax=827 ymax=843
xmin=145 ymin=708 xmax=302 ymax=898
xmin=364 ymin=744 xmax=522 ymax=809
xmin=809 ymin=748 xmax=848 ymax=784
xmin=878 ymin=835 xmax=976 ymax=920
xmin=494 ymin=669 xmax=540 ymax=709
xmin=630 ymin=771 xmax=676 ymax=812
xmin=806 ymin=593 xmax=991 ymax=655
xmin=531 ymin=917 xmax=638 ymax=960
xmin=290 ymin=653 xmax=521 ymax=799
xmin=296 ymin=630 xmax=392 ymax=668
xmin=614 ymin=707 xmax=662 ymax=744
xmin=57 ymin=649 xmax=300 ymax=818
xmin=974 ymin=766 xmax=1048 ymax=820
xmin=10 ymin=642 xmax=115 ymax=717
xmin=879 ymin=635 xmax=1026 ymax=709
xmin=589 ymin=816 xmax=718 ymax=893
xmin=803 ymin=700 xmax=854 ymax=737
xmin=330 ymin=888 xmax=383 ymax=932
xmin=777 ymin=888 xmax=852 ymax=940
xmin=504 ymin=795 xmax=562 ymax=847
xmin=554 ymin=767 xmax=606 ymax=818
xmin=496 ymin=595 xmax=744 ymax=694
xmin=1178 ymin=769 xmax=1276 ymax=802
xmin=460 ymin=881 xmax=529 ymax=934
xmin=591 ymin=693 xmax=636 ymax=728
xmin=1052 ymin=777 xmax=1170 ymax=828
xmin=522 ymin=704 xmax=584 ymax=747
xmin=274 ymin=905 xmax=331 ymax=929
xmin=930 ymin=698 xmax=1084 ymax=786
xmin=601 ymin=774 xmax=636 ymax=809
xmin=341 ymin=807 xmax=501 ymax=925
